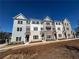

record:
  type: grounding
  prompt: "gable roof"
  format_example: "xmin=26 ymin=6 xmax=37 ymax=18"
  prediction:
xmin=13 ymin=13 xmax=27 ymax=20
xmin=43 ymin=16 xmax=52 ymax=21
xmin=63 ymin=18 xmax=70 ymax=23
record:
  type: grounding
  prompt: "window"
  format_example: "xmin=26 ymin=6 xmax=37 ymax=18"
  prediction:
xmin=26 ymin=20 xmax=30 ymax=24
xmin=19 ymin=37 xmax=21 ymax=41
xmin=18 ymin=21 xmax=20 ymax=24
xmin=41 ymin=28 xmax=43 ymax=30
xmin=68 ymin=34 xmax=70 ymax=36
xmin=17 ymin=27 xmax=22 ymax=31
xmin=56 ymin=22 xmax=61 ymax=25
xmin=32 ymin=21 xmax=39 ymax=24
xmin=46 ymin=27 xmax=51 ymax=30
xmin=59 ymin=22 xmax=61 ymax=25
xmin=67 ymin=28 xmax=69 ymax=30
xmin=41 ymin=34 xmax=44 ymax=37
xmin=18 ymin=21 xmax=23 ymax=24
xmin=52 ymin=23 xmax=54 ymax=25
xmin=33 ymin=35 xmax=38 ymax=39
xmin=56 ymin=22 xmax=57 ymax=25
xmin=58 ymin=27 xmax=60 ymax=30
xmin=17 ymin=27 xmax=19 ymax=31
xmin=37 ymin=21 xmax=39 ymax=24
xmin=47 ymin=35 xmax=51 ymax=38
xmin=20 ymin=28 xmax=22 ymax=31
xmin=65 ymin=23 xmax=66 ymax=25
xmin=65 ymin=23 xmax=68 ymax=26
xmin=26 ymin=28 xmax=30 ymax=30
xmin=16 ymin=37 xmax=18 ymax=41
xmin=41 ymin=22 xmax=43 ymax=24
xmin=16 ymin=37 xmax=21 ymax=41
xmin=21 ymin=21 xmax=23 ymax=24
xmin=67 ymin=23 xmax=69 ymax=26
xmin=53 ymin=28 xmax=55 ymax=30
xmin=58 ymin=34 xmax=62 ymax=37
xmin=46 ymin=22 xmax=50 ymax=25
xmin=32 ymin=21 xmax=35 ymax=24
xmin=34 ymin=27 xmax=38 ymax=31
xmin=71 ymin=31 xmax=73 ymax=34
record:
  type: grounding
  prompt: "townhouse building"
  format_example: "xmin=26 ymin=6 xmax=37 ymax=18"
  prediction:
xmin=11 ymin=13 xmax=75 ymax=43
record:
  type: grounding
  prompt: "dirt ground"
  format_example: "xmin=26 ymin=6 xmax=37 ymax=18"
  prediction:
xmin=0 ymin=39 xmax=79 ymax=59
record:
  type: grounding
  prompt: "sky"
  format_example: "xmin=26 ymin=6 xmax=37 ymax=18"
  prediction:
xmin=0 ymin=0 xmax=79 ymax=32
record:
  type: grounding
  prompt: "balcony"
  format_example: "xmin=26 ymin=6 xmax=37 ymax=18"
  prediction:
xmin=40 ymin=30 xmax=56 ymax=35
xmin=26 ymin=27 xmax=30 ymax=35
xmin=25 ymin=31 xmax=30 ymax=35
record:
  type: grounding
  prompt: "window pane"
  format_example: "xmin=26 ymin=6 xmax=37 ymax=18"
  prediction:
xmin=32 ymin=21 xmax=35 ymax=24
xmin=18 ymin=21 xmax=23 ymax=24
xmin=56 ymin=22 xmax=57 ymax=25
xmin=53 ymin=28 xmax=55 ymax=30
xmin=58 ymin=27 xmax=60 ymax=30
xmin=21 ymin=21 xmax=23 ymax=24
xmin=46 ymin=22 xmax=50 ymax=25
xmin=26 ymin=28 xmax=30 ymax=30
xmin=26 ymin=20 xmax=30 ymax=24
xmin=59 ymin=22 xmax=61 ymax=25
xmin=20 ymin=28 xmax=22 ymax=31
xmin=33 ymin=35 xmax=38 ymax=39
xmin=46 ymin=27 xmax=51 ymax=30
xmin=17 ymin=27 xmax=19 ymax=31
xmin=58 ymin=34 xmax=62 ymax=37
xmin=37 ymin=21 xmax=39 ymax=24
xmin=18 ymin=21 xmax=20 ymax=24
xmin=47 ymin=35 xmax=51 ymax=38
xmin=19 ymin=37 xmax=21 ymax=41
xmin=68 ymin=34 xmax=70 ymax=36
xmin=34 ymin=27 xmax=38 ymax=31
xmin=67 ymin=28 xmax=69 ymax=30
xmin=16 ymin=37 xmax=18 ymax=41
xmin=41 ymin=34 xmax=44 ymax=37
xmin=41 ymin=28 xmax=43 ymax=30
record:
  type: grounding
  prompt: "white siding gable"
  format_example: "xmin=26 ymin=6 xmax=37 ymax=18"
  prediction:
xmin=14 ymin=13 xmax=27 ymax=20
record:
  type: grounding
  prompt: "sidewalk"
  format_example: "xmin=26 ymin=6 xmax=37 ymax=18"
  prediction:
xmin=0 ymin=38 xmax=78 ymax=52
xmin=0 ymin=43 xmax=7 ymax=48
